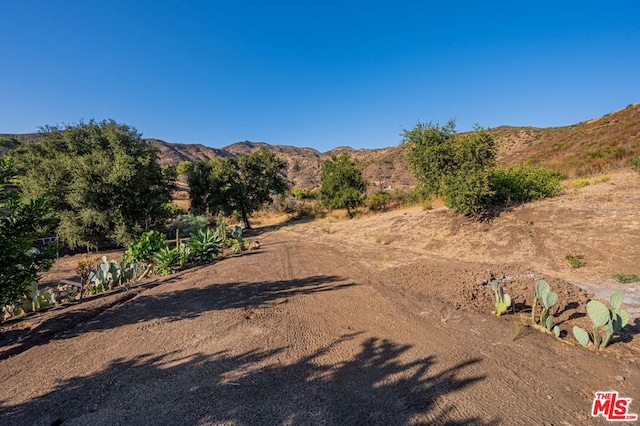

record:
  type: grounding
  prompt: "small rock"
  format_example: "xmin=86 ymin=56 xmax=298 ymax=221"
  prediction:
xmin=547 ymin=395 xmax=553 ymax=400
xmin=615 ymin=375 xmax=625 ymax=382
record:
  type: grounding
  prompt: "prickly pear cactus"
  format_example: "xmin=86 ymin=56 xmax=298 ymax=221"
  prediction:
xmin=586 ymin=300 xmax=610 ymax=327
xmin=544 ymin=315 xmax=555 ymax=331
xmin=553 ymin=325 xmax=560 ymax=338
xmin=573 ymin=326 xmax=590 ymax=347
xmin=543 ymin=291 xmax=558 ymax=309
xmin=535 ymin=280 xmax=550 ymax=299
xmin=491 ymin=280 xmax=512 ymax=317
xmin=610 ymin=292 xmax=624 ymax=310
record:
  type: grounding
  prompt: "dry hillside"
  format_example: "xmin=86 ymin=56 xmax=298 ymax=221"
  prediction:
xmin=2 ymin=103 xmax=639 ymax=190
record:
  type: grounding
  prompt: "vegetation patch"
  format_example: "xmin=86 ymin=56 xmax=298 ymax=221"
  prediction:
xmin=565 ymin=254 xmax=585 ymax=269
xmin=612 ymin=273 xmax=639 ymax=284
xmin=403 ymin=121 xmax=561 ymax=215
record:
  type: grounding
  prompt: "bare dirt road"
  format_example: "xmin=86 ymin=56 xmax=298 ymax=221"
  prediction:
xmin=1 ymin=171 xmax=639 ymax=425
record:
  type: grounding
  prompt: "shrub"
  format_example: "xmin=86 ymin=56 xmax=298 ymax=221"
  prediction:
xmin=124 ymin=231 xmax=167 ymax=264
xmin=169 ymin=214 xmax=209 ymax=236
xmin=403 ymin=121 xmax=496 ymax=214
xmin=489 ymin=163 xmax=562 ymax=206
xmin=566 ymin=254 xmax=585 ymax=269
xmin=612 ymin=273 xmax=639 ymax=284
xmin=367 ymin=191 xmax=392 ymax=211
xmin=631 ymin=155 xmax=640 ymax=174
xmin=1 ymin=157 xmax=58 ymax=306
xmin=13 ymin=120 xmax=175 ymax=248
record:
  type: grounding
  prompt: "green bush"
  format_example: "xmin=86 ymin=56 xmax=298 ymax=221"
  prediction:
xmin=169 ymin=214 xmax=209 ymax=236
xmin=631 ymin=155 xmax=640 ymax=174
xmin=124 ymin=231 xmax=167 ymax=264
xmin=489 ymin=163 xmax=562 ymax=206
xmin=13 ymin=120 xmax=175 ymax=248
xmin=403 ymin=121 xmax=496 ymax=214
xmin=566 ymin=254 xmax=585 ymax=269
xmin=367 ymin=191 xmax=392 ymax=211
xmin=1 ymin=157 xmax=58 ymax=306
xmin=612 ymin=273 xmax=639 ymax=284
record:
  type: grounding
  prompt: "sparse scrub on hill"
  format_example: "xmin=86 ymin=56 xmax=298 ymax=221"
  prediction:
xmin=612 ymin=273 xmax=639 ymax=284
xmin=283 ymin=188 xmax=323 ymax=219
xmin=366 ymin=191 xmax=392 ymax=211
xmin=565 ymin=254 xmax=585 ymax=269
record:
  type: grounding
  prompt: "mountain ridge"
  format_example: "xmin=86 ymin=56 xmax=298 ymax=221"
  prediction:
xmin=2 ymin=103 xmax=639 ymax=190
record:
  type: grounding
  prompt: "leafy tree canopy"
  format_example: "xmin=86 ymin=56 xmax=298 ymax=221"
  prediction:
xmin=403 ymin=120 xmax=497 ymax=214
xmin=187 ymin=147 xmax=288 ymax=228
xmin=13 ymin=120 xmax=175 ymax=248
xmin=319 ymin=153 xmax=367 ymax=217
xmin=1 ymin=156 xmax=58 ymax=306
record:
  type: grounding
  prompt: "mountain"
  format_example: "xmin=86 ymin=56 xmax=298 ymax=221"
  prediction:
xmin=2 ymin=103 xmax=639 ymax=191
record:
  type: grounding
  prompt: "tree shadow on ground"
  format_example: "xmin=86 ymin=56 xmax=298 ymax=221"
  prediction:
xmin=0 ymin=334 xmax=497 ymax=425
xmin=0 ymin=275 xmax=353 ymax=361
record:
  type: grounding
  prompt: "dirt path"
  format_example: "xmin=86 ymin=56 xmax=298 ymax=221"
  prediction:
xmin=1 ymin=224 xmax=638 ymax=425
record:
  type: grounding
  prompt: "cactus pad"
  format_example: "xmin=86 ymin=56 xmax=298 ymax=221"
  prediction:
xmin=586 ymin=300 xmax=610 ymax=327
xmin=573 ymin=326 xmax=590 ymax=347
xmin=609 ymin=292 xmax=624 ymax=310
xmin=543 ymin=291 xmax=558 ymax=309
xmin=535 ymin=280 xmax=550 ymax=299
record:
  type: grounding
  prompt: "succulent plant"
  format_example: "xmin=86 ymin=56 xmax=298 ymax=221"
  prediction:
xmin=491 ymin=280 xmax=512 ymax=317
xmin=531 ymin=280 xmax=558 ymax=332
xmin=189 ymin=228 xmax=223 ymax=263
xmin=572 ymin=292 xmax=631 ymax=349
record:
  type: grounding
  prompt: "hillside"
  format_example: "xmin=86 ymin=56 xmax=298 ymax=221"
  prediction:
xmin=2 ymin=103 xmax=639 ymax=190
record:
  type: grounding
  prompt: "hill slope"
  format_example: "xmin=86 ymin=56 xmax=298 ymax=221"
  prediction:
xmin=2 ymin=103 xmax=639 ymax=190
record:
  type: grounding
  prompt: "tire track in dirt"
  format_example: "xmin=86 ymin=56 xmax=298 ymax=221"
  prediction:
xmin=271 ymin=229 xmax=637 ymax=425
xmin=0 ymin=229 xmax=638 ymax=425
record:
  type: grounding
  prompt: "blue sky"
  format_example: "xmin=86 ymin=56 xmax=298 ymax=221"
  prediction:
xmin=1 ymin=1 xmax=638 ymax=152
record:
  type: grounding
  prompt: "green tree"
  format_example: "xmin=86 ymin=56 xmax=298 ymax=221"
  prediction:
xmin=186 ymin=148 xmax=288 ymax=228
xmin=176 ymin=160 xmax=192 ymax=176
xmin=186 ymin=160 xmax=214 ymax=215
xmin=320 ymin=153 xmax=367 ymax=217
xmin=13 ymin=120 xmax=175 ymax=248
xmin=1 ymin=157 xmax=58 ymax=306
xmin=403 ymin=121 xmax=497 ymax=214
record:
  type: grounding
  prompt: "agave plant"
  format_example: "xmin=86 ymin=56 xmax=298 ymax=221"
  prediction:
xmin=152 ymin=246 xmax=180 ymax=275
xmin=189 ymin=228 xmax=222 ymax=264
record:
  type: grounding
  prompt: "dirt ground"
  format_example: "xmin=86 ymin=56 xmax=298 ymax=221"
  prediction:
xmin=0 ymin=170 xmax=639 ymax=425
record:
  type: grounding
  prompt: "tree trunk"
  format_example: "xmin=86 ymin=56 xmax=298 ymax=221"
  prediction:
xmin=240 ymin=204 xmax=251 ymax=229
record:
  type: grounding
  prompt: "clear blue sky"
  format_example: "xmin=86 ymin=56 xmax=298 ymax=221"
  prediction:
xmin=1 ymin=1 xmax=639 ymax=152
